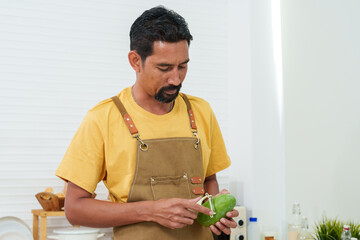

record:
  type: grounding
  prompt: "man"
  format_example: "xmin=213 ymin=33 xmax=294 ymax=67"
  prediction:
xmin=56 ymin=6 xmax=238 ymax=240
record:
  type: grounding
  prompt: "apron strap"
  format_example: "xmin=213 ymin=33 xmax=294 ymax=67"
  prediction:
xmin=111 ymin=96 xmax=139 ymax=136
xmin=111 ymin=93 xmax=198 ymax=135
xmin=181 ymin=94 xmax=198 ymax=132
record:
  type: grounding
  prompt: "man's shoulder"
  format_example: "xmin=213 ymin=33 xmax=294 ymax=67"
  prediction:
xmin=88 ymin=97 xmax=115 ymax=114
xmin=180 ymin=93 xmax=212 ymax=113
xmin=88 ymin=88 xmax=129 ymax=116
xmin=181 ymin=92 xmax=208 ymax=104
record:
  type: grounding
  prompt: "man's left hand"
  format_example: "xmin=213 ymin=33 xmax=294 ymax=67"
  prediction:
xmin=209 ymin=189 xmax=239 ymax=236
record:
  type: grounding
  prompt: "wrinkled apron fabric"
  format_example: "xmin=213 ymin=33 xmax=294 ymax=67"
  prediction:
xmin=111 ymin=94 xmax=213 ymax=240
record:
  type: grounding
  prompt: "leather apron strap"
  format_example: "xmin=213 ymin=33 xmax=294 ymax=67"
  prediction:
xmin=111 ymin=96 xmax=139 ymax=136
xmin=181 ymin=94 xmax=198 ymax=132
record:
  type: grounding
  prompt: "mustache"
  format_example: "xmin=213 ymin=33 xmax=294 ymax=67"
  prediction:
xmin=161 ymin=84 xmax=182 ymax=92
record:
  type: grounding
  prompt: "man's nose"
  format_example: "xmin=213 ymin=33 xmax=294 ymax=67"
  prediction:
xmin=167 ymin=69 xmax=181 ymax=86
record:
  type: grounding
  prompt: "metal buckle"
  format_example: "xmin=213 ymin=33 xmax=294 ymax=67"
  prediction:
xmin=193 ymin=131 xmax=200 ymax=149
xmin=133 ymin=134 xmax=148 ymax=152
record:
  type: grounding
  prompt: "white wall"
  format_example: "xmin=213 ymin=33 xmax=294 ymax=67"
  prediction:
xmin=227 ymin=0 xmax=286 ymax=238
xmin=227 ymin=0 xmax=253 ymax=208
xmin=250 ymin=0 xmax=287 ymax=236
xmin=281 ymin=0 xmax=360 ymax=225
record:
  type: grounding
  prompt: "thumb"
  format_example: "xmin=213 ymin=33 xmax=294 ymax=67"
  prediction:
xmin=220 ymin=189 xmax=230 ymax=194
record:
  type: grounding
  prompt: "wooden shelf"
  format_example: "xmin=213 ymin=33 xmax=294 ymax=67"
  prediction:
xmin=31 ymin=209 xmax=65 ymax=240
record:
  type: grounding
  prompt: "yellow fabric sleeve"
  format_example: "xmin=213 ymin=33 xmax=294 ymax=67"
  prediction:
xmin=56 ymin=110 xmax=106 ymax=194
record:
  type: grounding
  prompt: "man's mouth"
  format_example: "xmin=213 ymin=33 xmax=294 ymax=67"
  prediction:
xmin=164 ymin=89 xmax=178 ymax=95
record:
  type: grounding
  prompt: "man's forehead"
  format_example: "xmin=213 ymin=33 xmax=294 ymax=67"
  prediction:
xmin=144 ymin=40 xmax=189 ymax=65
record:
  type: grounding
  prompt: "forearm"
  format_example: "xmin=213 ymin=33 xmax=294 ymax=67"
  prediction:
xmin=65 ymin=182 xmax=153 ymax=228
xmin=65 ymin=197 xmax=152 ymax=228
xmin=203 ymin=174 xmax=219 ymax=196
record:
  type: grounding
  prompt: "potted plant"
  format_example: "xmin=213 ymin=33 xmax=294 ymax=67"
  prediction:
xmin=313 ymin=217 xmax=360 ymax=240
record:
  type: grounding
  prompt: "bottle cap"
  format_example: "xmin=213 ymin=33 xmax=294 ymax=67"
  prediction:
xmin=343 ymin=225 xmax=350 ymax=230
xmin=249 ymin=217 xmax=257 ymax=222
xmin=264 ymin=232 xmax=277 ymax=237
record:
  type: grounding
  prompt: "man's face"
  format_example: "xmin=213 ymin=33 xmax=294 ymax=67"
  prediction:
xmin=138 ymin=40 xmax=189 ymax=103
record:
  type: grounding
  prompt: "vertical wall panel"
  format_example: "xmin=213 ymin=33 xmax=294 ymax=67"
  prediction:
xmin=282 ymin=0 xmax=360 ymax=225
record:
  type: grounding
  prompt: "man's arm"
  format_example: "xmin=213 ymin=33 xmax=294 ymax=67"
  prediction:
xmin=65 ymin=181 xmax=213 ymax=229
xmin=204 ymin=173 xmax=220 ymax=196
xmin=204 ymin=174 xmax=239 ymax=235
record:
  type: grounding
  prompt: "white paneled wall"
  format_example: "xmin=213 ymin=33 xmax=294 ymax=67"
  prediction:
xmin=0 ymin=0 xmax=229 ymax=238
xmin=282 ymin=0 xmax=360 ymax=225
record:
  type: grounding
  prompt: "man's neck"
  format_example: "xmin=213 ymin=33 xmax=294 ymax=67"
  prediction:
xmin=131 ymin=85 xmax=174 ymax=115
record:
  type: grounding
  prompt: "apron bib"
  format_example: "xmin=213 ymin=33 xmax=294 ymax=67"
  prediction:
xmin=111 ymin=94 xmax=213 ymax=240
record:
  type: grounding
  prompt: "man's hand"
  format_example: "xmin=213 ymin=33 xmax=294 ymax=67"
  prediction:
xmin=209 ymin=189 xmax=239 ymax=235
xmin=149 ymin=197 xmax=214 ymax=229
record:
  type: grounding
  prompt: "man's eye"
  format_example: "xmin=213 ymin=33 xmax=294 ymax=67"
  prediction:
xmin=158 ymin=67 xmax=170 ymax=72
xmin=179 ymin=65 xmax=186 ymax=70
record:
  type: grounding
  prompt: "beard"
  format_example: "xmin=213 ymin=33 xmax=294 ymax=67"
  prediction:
xmin=155 ymin=84 xmax=182 ymax=103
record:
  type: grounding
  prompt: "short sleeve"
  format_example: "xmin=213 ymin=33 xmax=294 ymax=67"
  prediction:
xmin=205 ymin=110 xmax=231 ymax=177
xmin=55 ymin=110 xmax=105 ymax=194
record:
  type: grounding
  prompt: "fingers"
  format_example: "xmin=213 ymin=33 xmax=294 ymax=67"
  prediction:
xmin=214 ymin=188 xmax=230 ymax=197
xmin=220 ymin=189 xmax=230 ymax=194
xmin=215 ymin=220 xmax=231 ymax=235
xmin=170 ymin=216 xmax=194 ymax=228
xmin=210 ymin=225 xmax=222 ymax=235
xmin=210 ymin=218 xmax=235 ymax=235
xmin=172 ymin=204 xmax=198 ymax=220
xmin=158 ymin=218 xmax=187 ymax=229
xmin=152 ymin=198 xmax=207 ymax=229
xmin=210 ymin=207 xmax=238 ymax=236
xmin=220 ymin=217 xmax=237 ymax=228
xmin=226 ymin=209 xmax=239 ymax=218
xmin=160 ymin=212 xmax=194 ymax=229
xmin=185 ymin=199 xmax=213 ymax=216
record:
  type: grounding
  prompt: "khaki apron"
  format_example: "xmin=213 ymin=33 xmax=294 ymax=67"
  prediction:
xmin=110 ymin=94 xmax=213 ymax=240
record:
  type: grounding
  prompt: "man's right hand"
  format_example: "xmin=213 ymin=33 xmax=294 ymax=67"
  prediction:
xmin=148 ymin=197 xmax=214 ymax=229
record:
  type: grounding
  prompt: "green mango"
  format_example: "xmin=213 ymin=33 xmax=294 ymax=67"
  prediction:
xmin=196 ymin=194 xmax=236 ymax=227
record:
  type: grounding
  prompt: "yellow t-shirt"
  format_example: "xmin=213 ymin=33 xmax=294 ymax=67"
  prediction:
xmin=56 ymin=87 xmax=230 ymax=203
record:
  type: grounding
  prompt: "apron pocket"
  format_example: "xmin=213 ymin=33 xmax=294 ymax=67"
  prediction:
xmin=150 ymin=173 xmax=191 ymax=200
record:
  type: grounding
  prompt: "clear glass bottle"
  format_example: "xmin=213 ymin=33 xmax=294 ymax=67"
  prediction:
xmin=288 ymin=202 xmax=302 ymax=240
xmin=341 ymin=225 xmax=352 ymax=240
xmin=248 ymin=217 xmax=260 ymax=240
xmin=297 ymin=216 xmax=313 ymax=240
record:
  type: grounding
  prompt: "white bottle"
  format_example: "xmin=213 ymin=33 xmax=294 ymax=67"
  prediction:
xmin=248 ymin=217 xmax=260 ymax=240
xmin=288 ymin=202 xmax=302 ymax=240
xmin=341 ymin=225 xmax=352 ymax=240
xmin=296 ymin=216 xmax=312 ymax=240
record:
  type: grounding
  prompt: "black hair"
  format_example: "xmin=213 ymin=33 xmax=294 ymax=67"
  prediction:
xmin=129 ymin=6 xmax=193 ymax=61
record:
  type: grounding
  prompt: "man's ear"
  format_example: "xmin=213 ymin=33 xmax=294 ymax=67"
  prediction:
xmin=128 ymin=51 xmax=142 ymax=72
